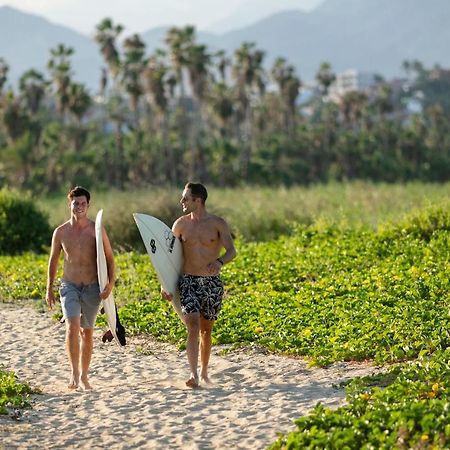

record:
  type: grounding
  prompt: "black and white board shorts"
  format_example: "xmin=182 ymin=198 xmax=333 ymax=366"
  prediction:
xmin=179 ymin=274 xmax=224 ymax=321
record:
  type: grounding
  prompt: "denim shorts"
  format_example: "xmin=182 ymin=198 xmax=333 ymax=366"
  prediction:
xmin=59 ymin=280 xmax=101 ymax=329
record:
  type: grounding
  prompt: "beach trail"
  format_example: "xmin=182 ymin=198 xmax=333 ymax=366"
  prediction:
xmin=0 ymin=304 xmax=377 ymax=449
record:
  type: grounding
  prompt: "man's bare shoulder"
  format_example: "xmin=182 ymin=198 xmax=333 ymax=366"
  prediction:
xmin=208 ymin=214 xmax=228 ymax=227
xmin=54 ymin=220 xmax=71 ymax=235
xmin=174 ymin=214 xmax=191 ymax=227
xmin=172 ymin=214 xmax=189 ymax=236
xmin=54 ymin=219 xmax=95 ymax=235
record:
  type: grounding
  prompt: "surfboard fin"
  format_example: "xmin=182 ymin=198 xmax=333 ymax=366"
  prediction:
xmin=101 ymin=321 xmax=126 ymax=346
xmin=116 ymin=323 xmax=126 ymax=346
xmin=102 ymin=329 xmax=114 ymax=343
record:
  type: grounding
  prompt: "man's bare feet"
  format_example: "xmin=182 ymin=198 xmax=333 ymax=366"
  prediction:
xmin=80 ymin=376 xmax=92 ymax=390
xmin=67 ymin=376 xmax=79 ymax=390
xmin=186 ymin=376 xmax=199 ymax=388
xmin=200 ymin=373 xmax=211 ymax=384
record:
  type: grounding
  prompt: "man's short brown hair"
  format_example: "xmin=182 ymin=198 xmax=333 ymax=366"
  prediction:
xmin=185 ymin=182 xmax=207 ymax=204
xmin=68 ymin=186 xmax=91 ymax=203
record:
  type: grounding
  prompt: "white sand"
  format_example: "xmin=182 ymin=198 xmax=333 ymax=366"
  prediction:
xmin=0 ymin=304 xmax=379 ymax=449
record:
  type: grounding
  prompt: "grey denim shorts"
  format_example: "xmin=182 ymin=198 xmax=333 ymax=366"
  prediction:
xmin=59 ymin=280 xmax=101 ymax=329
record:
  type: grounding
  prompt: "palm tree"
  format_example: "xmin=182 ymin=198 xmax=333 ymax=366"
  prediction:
xmin=47 ymin=44 xmax=74 ymax=120
xmin=0 ymin=58 xmax=9 ymax=95
xmin=0 ymin=91 xmax=34 ymax=187
xmin=411 ymin=60 xmax=426 ymax=80
xmin=95 ymin=19 xmax=126 ymax=187
xmin=207 ymin=82 xmax=235 ymax=184
xmin=141 ymin=50 xmax=176 ymax=183
xmin=424 ymin=104 xmax=448 ymax=153
xmin=339 ymin=90 xmax=368 ymax=131
xmin=186 ymin=43 xmax=212 ymax=180
xmin=142 ymin=50 xmax=169 ymax=114
xmin=67 ymin=82 xmax=92 ymax=124
xmin=232 ymin=42 xmax=266 ymax=178
xmin=208 ymin=83 xmax=233 ymax=138
xmin=214 ymin=50 xmax=230 ymax=84
xmin=19 ymin=69 xmax=48 ymax=115
xmin=0 ymin=91 xmax=30 ymax=144
xmin=165 ymin=26 xmax=198 ymax=180
xmin=315 ymin=62 xmax=336 ymax=97
xmin=64 ymin=82 xmax=92 ymax=152
xmin=270 ymin=57 xmax=301 ymax=136
xmin=187 ymin=44 xmax=211 ymax=102
xmin=122 ymin=33 xmax=146 ymax=126
xmin=99 ymin=67 xmax=108 ymax=99
xmin=373 ymin=83 xmax=393 ymax=121
xmin=105 ymin=93 xmax=127 ymax=187
xmin=95 ymin=18 xmax=124 ymax=82
xmin=165 ymin=25 xmax=196 ymax=99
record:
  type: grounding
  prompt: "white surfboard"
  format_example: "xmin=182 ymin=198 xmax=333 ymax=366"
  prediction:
xmin=95 ymin=209 xmax=126 ymax=346
xmin=133 ymin=213 xmax=184 ymax=321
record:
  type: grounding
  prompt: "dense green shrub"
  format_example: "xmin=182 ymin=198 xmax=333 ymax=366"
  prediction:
xmin=0 ymin=189 xmax=52 ymax=254
xmin=0 ymin=369 xmax=33 ymax=414
xmin=270 ymin=350 xmax=450 ymax=449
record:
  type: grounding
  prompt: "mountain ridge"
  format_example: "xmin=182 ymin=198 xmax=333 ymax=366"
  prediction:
xmin=1 ymin=1 xmax=449 ymax=91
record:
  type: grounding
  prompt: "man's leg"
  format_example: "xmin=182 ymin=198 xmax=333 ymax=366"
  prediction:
xmin=199 ymin=317 xmax=214 ymax=382
xmin=79 ymin=327 xmax=94 ymax=390
xmin=66 ymin=317 xmax=81 ymax=389
xmin=184 ymin=312 xmax=200 ymax=387
xmin=78 ymin=282 xmax=101 ymax=389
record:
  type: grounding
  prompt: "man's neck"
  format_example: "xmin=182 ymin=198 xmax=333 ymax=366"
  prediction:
xmin=190 ymin=208 xmax=207 ymax=222
xmin=70 ymin=215 xmax=89 ymax=227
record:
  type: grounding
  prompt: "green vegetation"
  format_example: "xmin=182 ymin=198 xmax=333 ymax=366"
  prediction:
xmin=37 ymin=181 xmax=450 ymax=248
xmin=0 ymin=369 xmax=33 ymax=415
xmin=270 ymin=351 xmax=450 ymax=449
xmin=0 ymin=23 xmax=449 ymax=191
xmin=0 ymin=185 xmax=448 ymax=447
xmin=0 ymin=189 xmax=51 ymax=254
xmin=1 ymin=194 xmax=448 ymax=366
xmin=0 ymin=252 xmax=47 ymax=302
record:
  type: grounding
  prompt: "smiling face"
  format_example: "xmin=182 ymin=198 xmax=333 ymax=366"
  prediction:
xmin=70 ymin=195 xmax=89 ymax=219
xmin=180 ymin=188 xmax=200 ymax=214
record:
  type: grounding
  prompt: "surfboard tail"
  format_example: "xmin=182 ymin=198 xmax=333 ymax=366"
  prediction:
xmin=115 ymin=306 xmax=126 ymax=346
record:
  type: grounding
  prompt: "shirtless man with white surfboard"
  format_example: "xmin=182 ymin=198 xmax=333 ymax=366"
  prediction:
xmin=46 ymin=186 xmax=115 ymax=390
xmin=162 ymin=182 xmax=237 ymax=388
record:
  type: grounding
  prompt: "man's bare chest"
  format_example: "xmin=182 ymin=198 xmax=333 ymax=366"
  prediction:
xmin=61 ymin=229 xmax=96 ymax=255
xmin=181 ymin=225 xmax=219 ymax=247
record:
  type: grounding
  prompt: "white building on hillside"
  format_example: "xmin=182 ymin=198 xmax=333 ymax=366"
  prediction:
xmin=329 ymin=69 xmax=379 ymax=101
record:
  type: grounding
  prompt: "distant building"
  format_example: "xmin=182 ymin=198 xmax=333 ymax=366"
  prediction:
xmin=429 ymin=66 xmax=450 ymax=80
xmin=328 ymin=69 xmax=379 ymax=101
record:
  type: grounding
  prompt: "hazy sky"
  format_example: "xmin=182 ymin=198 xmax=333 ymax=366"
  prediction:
xmin=0 ymin=0 xmax=323 ymax=35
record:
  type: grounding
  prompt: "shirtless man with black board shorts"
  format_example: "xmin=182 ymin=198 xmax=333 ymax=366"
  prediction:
xmin=162 ymin=182 xmax=237 ymax=388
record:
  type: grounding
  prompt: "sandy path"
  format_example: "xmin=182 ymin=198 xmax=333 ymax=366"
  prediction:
xmin=0 ymin=304 xmax=378 ymax=449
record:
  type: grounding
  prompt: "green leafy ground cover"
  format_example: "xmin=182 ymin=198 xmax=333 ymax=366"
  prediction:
xmin=0 ymin=370 xmax=33 ymax=415
xmin=270 ymin=350 xmax=450 ymax=449
xmin=2 ymin=204 xmax=448 ymax=365
xmin=0 ymin=203 xmax=449 ymax=446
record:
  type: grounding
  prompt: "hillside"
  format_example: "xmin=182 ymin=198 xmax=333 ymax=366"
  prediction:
xmin=0 ymin=6 xmax=101 ymax=92
xmin=1 ymin=0 xmax=450 ymax=89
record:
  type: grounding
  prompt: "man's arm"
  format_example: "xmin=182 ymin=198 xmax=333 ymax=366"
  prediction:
xmin=46 ymin=228 xmax=62 ymax=309
xmin=217 ymin=218 xmax=237 ymax=265
xmin=100 ymin=227 xmax=115 ymax=300
xmin=171 ymin=217 xmax=182 ymax=239
xmin=207 ymin=218 xmax=237 ymax=275
xmin=161 ymin=219 xmax=182 ymax=301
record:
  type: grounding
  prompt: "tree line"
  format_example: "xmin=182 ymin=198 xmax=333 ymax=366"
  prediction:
xmin=0 ymin=20 xmax=449 ymax=192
